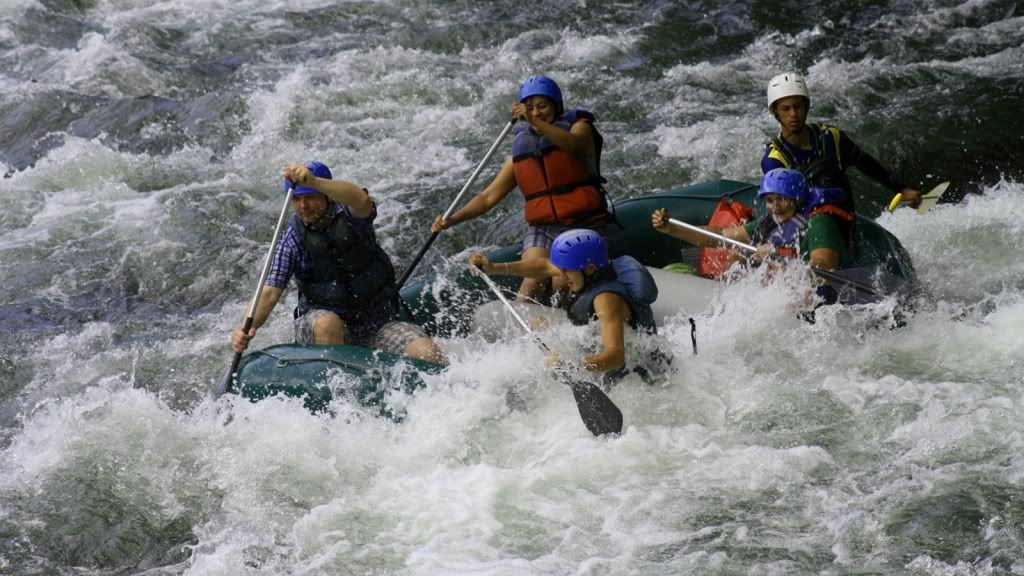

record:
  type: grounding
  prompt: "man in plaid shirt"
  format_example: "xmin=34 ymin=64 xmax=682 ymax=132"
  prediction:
xmin=231 ymin=161 xmax=444 ymax=364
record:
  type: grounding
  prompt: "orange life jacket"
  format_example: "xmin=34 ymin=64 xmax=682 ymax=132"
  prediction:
xmin=699 ymin=197 xmax=755 ymax=278
xmin=511 ymin=110 xmax=606 ymax=226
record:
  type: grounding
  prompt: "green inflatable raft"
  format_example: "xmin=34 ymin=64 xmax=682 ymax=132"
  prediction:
xmin=230 ymin=180 xmax=918 ymax=415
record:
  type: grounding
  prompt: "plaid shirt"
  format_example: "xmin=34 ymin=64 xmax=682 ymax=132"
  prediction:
xmin=265 ymin=202 xmax=379 ymax=290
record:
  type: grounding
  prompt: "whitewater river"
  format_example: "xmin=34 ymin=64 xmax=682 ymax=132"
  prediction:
xmin=1 ymin=0 xmax=1023 ymax=574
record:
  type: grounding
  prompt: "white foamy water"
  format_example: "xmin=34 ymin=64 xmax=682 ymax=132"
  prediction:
xmin=2 ymin=0 xmax=1023 ymax=574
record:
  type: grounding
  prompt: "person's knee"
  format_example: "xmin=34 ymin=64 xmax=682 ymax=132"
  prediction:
xmin=518 ymin=273 xmax=556 ymax=300
xmin=404 ymin=337 xmax=446 ymax=364
xmin=517 ymin=246 xmax=553 ymax=302
xmin=312 ymin=313 xmax=346 ymax=344
xmin=521 ymin=246 xmax=549 ymax=260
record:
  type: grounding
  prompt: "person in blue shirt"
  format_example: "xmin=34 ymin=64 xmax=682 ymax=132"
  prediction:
xmin=763 ymin=72 xmax=923 ymax=245
xmin=230 ymin=161 xmax=444 ymax=364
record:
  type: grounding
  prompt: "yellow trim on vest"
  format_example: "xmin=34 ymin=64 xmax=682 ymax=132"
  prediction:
xmin=769 ymin=123 xmax=844 ymax=167
xmin=767 ymin=146 xmax=790 ymax=166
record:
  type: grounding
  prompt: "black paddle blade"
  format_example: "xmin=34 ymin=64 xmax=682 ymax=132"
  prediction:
xmin=216 ymin=366 xmax=234 ymax=397
xmin=216 ymin=351 xmax=243 ymax=397
xmin=567 ymin=379 xmax=623 ymax=436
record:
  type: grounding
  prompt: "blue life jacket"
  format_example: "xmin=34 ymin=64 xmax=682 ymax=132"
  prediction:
xmin=750 ymin=213 xmax=809 ymax=258
xmin=511 ymin=109 xmax=596 ymax=162
xmin=567 ymin=256 xmax=658 ymax=333
xmin=291 ymin=210 xmax=397 ymax=322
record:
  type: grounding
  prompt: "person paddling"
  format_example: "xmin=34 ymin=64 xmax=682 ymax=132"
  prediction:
xmin=230 ymin=161 xmax=445 ymax=363
xmin=469 ymin=229 xmax=659 ymax=378
xmin=763 ymin=72 xmax=923 ymax=247
xmin=653 ymin=168 xmax=845 ymax=304
xmin=434 ymin=75 xmax=610 ymax=302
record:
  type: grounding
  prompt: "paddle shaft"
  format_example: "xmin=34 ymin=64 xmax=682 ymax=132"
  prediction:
xmin=221 ymin=186 xmax=295 ymax=395
xmin=472 ymin=266 xmax=623 ymax=436
xmin=665 ymin=217 xmax=879 ymax=297
xmin=396 ymin=119 xmax=517 ymax=290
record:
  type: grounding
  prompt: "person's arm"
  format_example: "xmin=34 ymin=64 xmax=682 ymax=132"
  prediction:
xmin=282 ymin=163 xmax=373 ymax=218
xmin=581 ymin=292 xmax=629 ymax=373
xmin=432 ymin=159 xmax=517 ymax=232
xmin=855 ymin=162 xmax=923 ymax=208
xmin=837 ymin=132 xmax=922 ymax=208
xmin=468 ymin=253 xmax=556 ymax=279
xmin=318 ymin=180 xmax=373 ymax=218
xmin=511 ymin=102 xmax=595 ymax=156
xmin=232 ymin=233 xmax=297 ymax=352
xmin=231 ymin=286 xmax=284 ymax=352
xmin=529 ymin=116 xmax=594 ymax=155
xmin=850 ymin=151 xmax=903 ymax=193
xmin=651 ymin=208 xmax=750 ymax=246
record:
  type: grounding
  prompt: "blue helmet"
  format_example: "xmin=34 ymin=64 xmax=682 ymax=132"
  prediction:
xmin=550 ymin=229 xmax=609 ymax=271
xmin=518 ymin=75 xmax=563 ymax=113
xmin=758 ymin=168 xmax=809 ymax=206
xmin=285 ymin=160 xmax=332 ymax=196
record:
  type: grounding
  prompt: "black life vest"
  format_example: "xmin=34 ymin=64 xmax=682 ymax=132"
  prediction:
xmin=291 ymin=209 xmax=397 ymax=322
xmin=766 ymin=123 xmax=856 ymax=215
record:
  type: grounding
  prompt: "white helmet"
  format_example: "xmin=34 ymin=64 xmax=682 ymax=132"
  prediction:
xmin=766 ymin=72 xmax=809 ymax=108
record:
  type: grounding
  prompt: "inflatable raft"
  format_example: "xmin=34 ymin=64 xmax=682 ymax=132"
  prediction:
xmin=229 ymin=179 xmax=918 ymax=414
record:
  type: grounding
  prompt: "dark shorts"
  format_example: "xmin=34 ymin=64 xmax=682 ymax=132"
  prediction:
xmin=294 ymin=309 xmax=428 ymax=356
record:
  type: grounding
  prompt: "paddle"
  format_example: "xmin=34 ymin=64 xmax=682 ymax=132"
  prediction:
xmin=665 ymin=217 xmax=885 ymax=299
xmin=471 ymin=265 xmax=624 ymax=436
xmin=887 ymin=181 xmax=950 ymax=214
xmin=217 ymin=185 xmax=296 ymax=396
xmin=395 ymin=119 xmax=517 ymax=290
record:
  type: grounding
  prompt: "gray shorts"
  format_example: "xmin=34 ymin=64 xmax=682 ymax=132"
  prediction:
xmin=522 ymin=224 xmax=570 ymax=252
xmin=522 ymin=223 xmax=607 ymax=252
xmin=294 ymin=309 xmax=428 ymax=356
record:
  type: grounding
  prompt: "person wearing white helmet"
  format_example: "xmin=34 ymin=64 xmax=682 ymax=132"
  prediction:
xmin=763 ymin=72 xmax=923 ymax=247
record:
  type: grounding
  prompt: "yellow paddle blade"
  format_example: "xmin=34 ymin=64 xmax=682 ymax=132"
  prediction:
xmin=887 ymin=193 xmax=904 ymax=212
xmin=888 ymin=181 xmax=950 ymax=214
